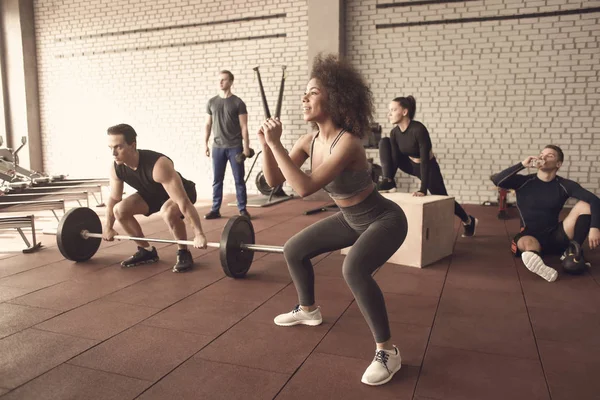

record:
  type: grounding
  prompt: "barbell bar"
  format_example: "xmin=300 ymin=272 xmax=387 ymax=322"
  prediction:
xmin=43 ymin=207 xmax=284 ymax=278
xmin=76 ymin=230 xmax=284 ymax=254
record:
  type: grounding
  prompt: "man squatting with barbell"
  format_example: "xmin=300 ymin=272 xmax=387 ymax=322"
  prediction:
xmin=102 ymin=123 xmax=208 ymax=272
xmin=491 ymin=145 xmax=600 ymax=282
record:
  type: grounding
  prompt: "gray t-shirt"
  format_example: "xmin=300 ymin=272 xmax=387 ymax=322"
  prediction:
xmin=206 ymin=94 xmax=248 ymax=148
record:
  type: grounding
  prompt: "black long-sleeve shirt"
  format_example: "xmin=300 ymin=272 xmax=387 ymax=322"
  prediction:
xmin=390 ymin=120 xmax=432 ymax=193
xmin=491 ymin=163 xmax=600 ymax=233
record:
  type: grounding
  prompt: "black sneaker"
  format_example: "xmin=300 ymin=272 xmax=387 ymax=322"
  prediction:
xmin=121 ymin=246 xmax=159 ymax=268
xmin=462 ymin=215 xmax=478 ymax=237
xmin=377 ymin=179 xmax=397 ymax=193
xmin=204 ymin=210 xmax=221 ymax=219
xmin=173 ymin=249 xmax=194 ymax=273
xmin=240 ymin=209 xmax=251 ymax=219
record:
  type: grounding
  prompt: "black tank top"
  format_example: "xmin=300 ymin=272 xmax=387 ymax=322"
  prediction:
xmin=114 ymin=149 xmax=194 ymax=202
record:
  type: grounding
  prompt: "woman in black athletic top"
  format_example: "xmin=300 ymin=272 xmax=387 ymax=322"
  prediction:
xmin=378 ymin=96 xmax=477 ymax=237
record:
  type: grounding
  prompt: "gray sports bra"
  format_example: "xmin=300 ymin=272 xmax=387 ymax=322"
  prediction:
xmin=309 ymin=129 xmax=374 ymax=200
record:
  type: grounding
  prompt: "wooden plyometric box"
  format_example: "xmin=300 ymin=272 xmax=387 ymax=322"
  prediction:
xmin=341 ymin=193 xmax=455 ymax=268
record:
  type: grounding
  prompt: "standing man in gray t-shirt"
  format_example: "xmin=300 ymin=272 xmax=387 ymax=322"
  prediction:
xmin=204 ymin=70 xmax=252 ymax=219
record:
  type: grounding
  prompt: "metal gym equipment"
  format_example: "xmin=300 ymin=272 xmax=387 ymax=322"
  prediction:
xmin=44 ymin=207 xmax=285 ymax=278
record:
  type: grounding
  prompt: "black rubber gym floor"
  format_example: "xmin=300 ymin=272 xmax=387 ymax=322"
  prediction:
xmin=0 ymin=195 xmax=599 ymax=399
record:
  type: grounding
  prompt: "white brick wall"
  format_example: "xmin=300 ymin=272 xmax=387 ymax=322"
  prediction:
xmin=34 ymin=0 xmax=309 ymax=200
xmin=348 ymin=0 xmax=600 ymax=205
xmin=33 ymin=0 xmax=600 ymax=206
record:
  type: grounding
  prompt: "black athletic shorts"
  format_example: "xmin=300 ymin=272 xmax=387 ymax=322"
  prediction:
xmin=141 ymin=182 xmax=197 ymax=217
xmin=511 ymin=223 xmax=570 ymax=257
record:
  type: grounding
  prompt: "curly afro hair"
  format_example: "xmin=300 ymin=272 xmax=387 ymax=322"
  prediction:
xmin=309 ymin=53 xmax=374 ymax=139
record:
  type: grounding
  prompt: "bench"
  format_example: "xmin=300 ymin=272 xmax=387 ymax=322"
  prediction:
xmin=0 ymin=181 xmax=29 ymax=191
xmin=0 ymin=200 xmax=65 ymax=221
xmin=31 ymin=176 xmax=52 ymax=184
xmin=39 ymin=178 xmax=110 ymax=186
xmin=0 ymin=215 xmax=42 ymax=253
xmin=25 ymin=184 xmax=105 ymax=207
xmin=35 ymin=180 xmax=110 ymax=206
xmin=0 ymin=191 xmax=90 ymax=207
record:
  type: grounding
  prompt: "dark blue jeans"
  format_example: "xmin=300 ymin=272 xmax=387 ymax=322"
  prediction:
xmin=211 ymin=146 xmax=247 ymax=212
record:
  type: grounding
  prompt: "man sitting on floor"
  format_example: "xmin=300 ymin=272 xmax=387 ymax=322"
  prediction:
xmin=491 ymin=145 xmax=600 ymax=282
xmin=103 ymin=123 xmax=207 ymax=272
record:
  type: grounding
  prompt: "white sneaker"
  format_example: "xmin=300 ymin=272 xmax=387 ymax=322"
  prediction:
xmin=361 ymin=346 xmax=401 ymax=386
xmin=274 ymin=305 xmax=323 ymax=327
xmin=522 ymin=251 xmax=558 ymax=282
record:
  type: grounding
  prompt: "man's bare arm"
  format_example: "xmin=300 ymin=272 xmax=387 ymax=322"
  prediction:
xmin=153 ymin=157 xmax=204 ymax=238
xmin=105 ymin=164 xmax=124 ymax=230
xmin=204 ymin=114 xmax=213 ymax=157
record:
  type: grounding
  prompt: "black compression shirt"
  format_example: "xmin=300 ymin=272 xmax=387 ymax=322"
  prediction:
xmin=114 ymin=149 xmax=194 ymax=203
xmin=492 ymin=163 xmax=600 ymax=233
xmin=390 ymin=120 xmax=432 ymax=193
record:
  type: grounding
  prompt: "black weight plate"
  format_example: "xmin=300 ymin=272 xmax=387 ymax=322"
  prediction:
xmin=220 ymin=215 xmax=255 ymax=278
xmin=255 ymin=171 xmax=274 ymax=196
xmin=57 ymin=207 xmax=102 ymax=262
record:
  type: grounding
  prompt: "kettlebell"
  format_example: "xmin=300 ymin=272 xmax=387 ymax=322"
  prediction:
xmin=562 ymin=240 xmax=588 ymax=275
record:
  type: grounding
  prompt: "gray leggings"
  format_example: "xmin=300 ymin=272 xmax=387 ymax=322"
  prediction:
xmin=283 ymin=189 xmax=408 ymax=343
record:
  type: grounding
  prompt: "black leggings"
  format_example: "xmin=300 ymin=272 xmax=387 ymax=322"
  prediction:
xmin=283 ymin=189 xmax=408 ymax=343
xmin=379 ymin=137 xmax=469 ymax=222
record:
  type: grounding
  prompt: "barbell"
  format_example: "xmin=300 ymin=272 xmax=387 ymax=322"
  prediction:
xmin=43 ymin=207 xmax=284 ymax=278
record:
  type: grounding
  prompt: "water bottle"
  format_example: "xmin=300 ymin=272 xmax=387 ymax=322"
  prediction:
xmin=531 ymin=158 xmax=545 ymax=168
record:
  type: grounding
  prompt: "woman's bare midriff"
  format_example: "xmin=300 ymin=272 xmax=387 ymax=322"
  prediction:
xmin=409 ymin=151 xmax=435 ymax=164
xmin=333 ymin=184 xmax=375 ymax=208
